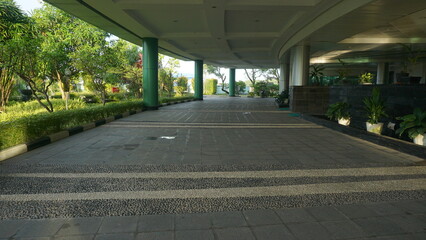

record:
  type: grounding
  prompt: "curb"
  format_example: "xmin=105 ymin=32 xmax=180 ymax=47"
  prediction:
xmin=300 ymin=114 xmax=426 ymax=160
xmin=0 ymin=99 xmax=196 ymax=162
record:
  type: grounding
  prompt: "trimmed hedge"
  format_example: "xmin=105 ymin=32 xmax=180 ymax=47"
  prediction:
xmin=160 ymin=96 xmax=194 ymax=103
xmin=204 ymin=79 xmax=217 ymax=95
xmin=0 ymin=100 xmax=143 ymax=150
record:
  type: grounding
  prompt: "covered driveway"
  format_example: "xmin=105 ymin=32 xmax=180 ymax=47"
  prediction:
xmin=0 ymin=98 xmax=425 ymax=239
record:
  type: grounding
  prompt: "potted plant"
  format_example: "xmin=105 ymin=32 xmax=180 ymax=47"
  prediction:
xmin=395 ymin=108 xmax=426 ymax=146
xmin=363 ymin=87 xmax=388 ymax=134
xmin=310 ymin=64 xmax=325 ymax=86
xmin=326 ymin=102 xmax=351 ymax=126
xmin=275 ymin=90 xmax=289 ymax=108
xmin=359 ymin=72 xmax=374 ymax=85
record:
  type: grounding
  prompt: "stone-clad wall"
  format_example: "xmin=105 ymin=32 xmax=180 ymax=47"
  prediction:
xmin=290 ymin=86 xmax=329 ymax=115
xmin=291 ymin=85 xmax=426 ymax=135
xmin=329 ymin=85 xmax=426 ymax=132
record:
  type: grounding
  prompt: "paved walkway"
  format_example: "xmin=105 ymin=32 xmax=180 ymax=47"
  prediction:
xmin=0 ymin=96 xmax=425 ymax=239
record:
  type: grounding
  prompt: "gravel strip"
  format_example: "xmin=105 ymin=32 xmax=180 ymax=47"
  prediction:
xmin=0 ymin=162 xmax=415 ymax=174
xmin=1 ymin=175 xmax=425 ymax=195
xmin=0 ymin=190 xmax=424 ymax=219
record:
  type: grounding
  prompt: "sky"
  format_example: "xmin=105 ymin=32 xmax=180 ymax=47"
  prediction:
xmin=14 ymin=0 xmax=249 ymax=82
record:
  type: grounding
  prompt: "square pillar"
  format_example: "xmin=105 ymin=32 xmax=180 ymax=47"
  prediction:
xmin=142 ymin=38 xmax=159 ymax=110
xmin=229 ymin=68 xmax=236 ymax=97
xmin=194 ymin=60 xmax=203 ymax=100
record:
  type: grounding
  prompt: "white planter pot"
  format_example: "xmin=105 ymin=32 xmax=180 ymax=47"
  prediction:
xmin=338 ymin=118 xmax=350 ymax=126
xmin=366 ymin=122 xmax=383 ymax=134
xmin=413 ymin=134 xmax=426 ymax=146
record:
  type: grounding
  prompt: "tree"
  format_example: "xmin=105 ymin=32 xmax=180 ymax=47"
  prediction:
xmin=70 ymin=25 xmax=116 ymax=105
xmin=236 ymin=81 xmax=246 ymax=94
xmin=31 ymin=4 xmax=82 ymax=100
xmin=244 ymin=68 xmax=267 ymax=87
xmin=205 ymin=65 xmax=228 ymax=94
xmin=266 ymin=68 xmax=280 ymax=84
xmin=158 ymin=55 xmax=179 ymax=97
xmin=0 ymin=0 xmax=29 ymax=112
xmin=174 ymin=76 xmax=188 ymax=96
xmin=14 ymin=21 xmax=56 ymax=112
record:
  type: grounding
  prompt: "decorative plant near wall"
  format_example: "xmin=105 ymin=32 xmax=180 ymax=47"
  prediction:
xmin=310 ymin=64 xmax=325 ymax=86
xmin=275 ymin=90 xmax=289 ymax=108
xmin=326 ymin=102 xmax=351 ymax=126
xmin=363 ymin=87 xmax=388 ymax=134
xmin=395 ymin=108 xmax=426 ymax=146
xmin=359 ymin=72 xmax=374 ymax=84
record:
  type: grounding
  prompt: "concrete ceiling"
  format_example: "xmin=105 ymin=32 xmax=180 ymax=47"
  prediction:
xmin=44 ymin=0 xmax=426 ymax=68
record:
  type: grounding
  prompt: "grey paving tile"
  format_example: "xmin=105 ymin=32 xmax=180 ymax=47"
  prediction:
xmin=98 ymin=216 xmax=138 ymax=234
xmin=252 ymin=224 xmax=296 ymax=240
xmin=353 ymin=217 xmax=407 ymax=237
xmin=0 ymin=219 xmax=27 ymax=238
xmin=175 ymin=229 xmax=214 ymax=240
xmin=412 ymin=232 xmax=426 ymax=240
xmin=95 ymin=233 xmax=134 ymax=240
xmin=210 ymin=211 xmax=247 ymax=228
xmin=391 ymin=201 xmax=426 ymax=214
xmin=243 ymin=209 xmax=282 ymax=226
xmin=56 ymin=217 xmax=102 ymax=236
xmin=385 ymin=215 xmax=426 ymax=233
xmin=214 ymin=227 xmax=255 ymax=240
xmin=53 ymin=235 xmax=95 ymax=240
xmin=364 ymin=202 xmax=406 ymax=216
xmin=275 ymin=208 xmax=316 ymax=223
xmin=135 ymin=231 xmax=173 ymax=240
xmin=15 ymin=238 xmax=51 ymax=240
xmin=320 ymin=220 xmax=367 ymax=239
xmin=175 ymin=213 xmax=211 ymax=230
xmin=336 ymin=204 xmax=381 ymax=219
xmin=15 ymin=219 xmax=66 ymax=238
xmin=307 ymin=206 xmax=348 ymax=221
xmin=286 ymin=222 xmax=332 ymax=240
xmin=138 ymin=214 xmax=174 ymax=232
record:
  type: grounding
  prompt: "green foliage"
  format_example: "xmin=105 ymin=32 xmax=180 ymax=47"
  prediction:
xmin=326 ymin=102 xmax=351 ymax=121
xmin=205 ymin=65 xmax=228 ymax=94
xmin=395 ymin=108 xmax=426 ymax=140
xmin=0 ymin=100 xmax=143 ymax=150
xmin=253 ymin=81 xmax=278 ymax=97
xmin=204 ymin=78 xmax=217 ymax=95
xmin=359 ymin=72 xmax=374 ymax=84
xmin=310 ymin=65 xmax=325 ymax=85
xmin=275 ymin=90 xmax=290 ymax=107
xmin=236 ymin=81 xmax=246 ymax=94
xmin=247 ymin=92 xmax=255 ymax=97
xmin=174 ymin=76 xmax=188 ymax=97
xmin=160 ymin=96 xmax=194 ymax=104
xmin=363 ymin=88 xmax=387 ymax=124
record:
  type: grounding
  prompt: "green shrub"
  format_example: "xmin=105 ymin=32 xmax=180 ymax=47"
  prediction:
xmin=204 ymin=79 xmax=217 ymax=95
xmin=0 ymin=100 xmax=143 ymax=150
xmin=160 ymin=96 xmax=194 ymax=104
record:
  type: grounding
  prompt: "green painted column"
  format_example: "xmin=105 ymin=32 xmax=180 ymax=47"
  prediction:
xmin=229 ymin=68 xmax=236 ymax=97
xmin=194 ymin=60 xmax=203 ymax=100
xmin=142 ymin=38 xmax=159 ymax=110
